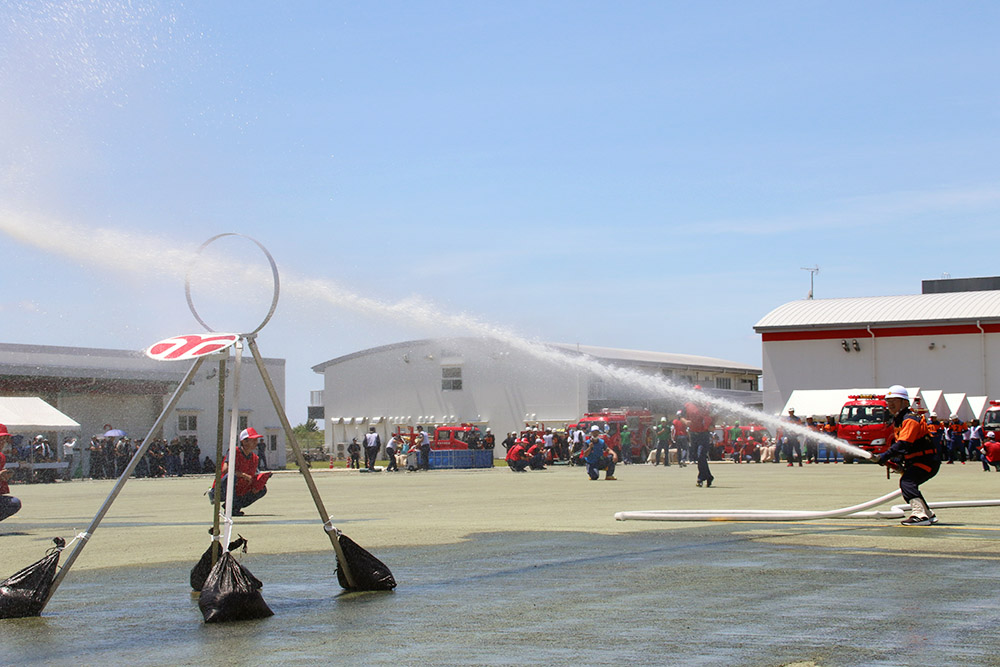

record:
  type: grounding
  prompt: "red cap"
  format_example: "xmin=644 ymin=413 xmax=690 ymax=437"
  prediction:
xmin=0 ymin=423 xmax=9 ymax=437
xmin=240 ymin=427 xmax=264 ymax=441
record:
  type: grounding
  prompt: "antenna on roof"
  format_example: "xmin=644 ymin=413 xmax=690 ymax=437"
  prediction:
xmin=800 ymin=265 xmax=819 ymax=299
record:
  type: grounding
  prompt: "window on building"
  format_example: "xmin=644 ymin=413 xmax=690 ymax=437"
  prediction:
xmin=238 ymin=415 xmax=249 ymax=431
xmin=715 ymin=377 xmax=732 ymax=390
xmin=269 ymin=434 xmax=277 ymax=452
xmin=442 ymin=366 xmax=463 ymax=391
xmin=178 ymin=414 xmax=197 ymax=432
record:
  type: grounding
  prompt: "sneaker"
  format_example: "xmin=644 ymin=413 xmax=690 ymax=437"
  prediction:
xmin=696 ymin=480 xmax=703 ymax=487
xmin=900 ymin=515 xmax=933 ymax=526
xmin=605 ymin=475 xmax=617 ymax=481
xmin=706 ymin=479 xmax=713 ymax=488
xmin=232 ymin=509 xmax=245 ymax=517
xmin=930 ymin=514 xmax=940 ymax=524
xmin=787 ymin=463 xmax=794 ymax=467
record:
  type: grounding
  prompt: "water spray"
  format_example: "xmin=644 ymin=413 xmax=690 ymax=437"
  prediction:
xmin=0 ymin=215 xmax=871 ymax=461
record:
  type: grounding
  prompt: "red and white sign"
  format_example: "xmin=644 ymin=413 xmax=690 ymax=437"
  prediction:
xmin=145 ymin=334 xmax=239 ymax=361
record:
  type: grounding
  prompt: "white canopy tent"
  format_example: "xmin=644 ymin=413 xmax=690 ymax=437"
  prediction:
xmin=781 ymin=387 xmax=922 ymax=419
xmin=919 ymin=389 xmax=944 ymax=417
xmin=967 ymin=396 xmax=989 ymax=421
xmin=0 ymin=397 xmax=80 ymax=432
xmin=943 ymin=393 xmax=971 ymax=421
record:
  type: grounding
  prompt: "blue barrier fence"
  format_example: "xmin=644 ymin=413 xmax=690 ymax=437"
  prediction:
xmin=428 ymin=449 xmax=495 ymax=469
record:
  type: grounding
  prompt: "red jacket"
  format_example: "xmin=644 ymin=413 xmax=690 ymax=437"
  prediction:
xmin=506 ymin=443 xmax=527 ymax=463
xmin=215 ymin=447 xmax=260 ymax=496
xmin=684 ymin=402 xmax=712 ymax=433
xmin=983 ymin=440 xmax=1000 ymax=464
xmin=0 ymin=452 xmax=8 ymax=495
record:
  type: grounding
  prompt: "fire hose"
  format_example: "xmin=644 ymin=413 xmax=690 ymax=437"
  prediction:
xmin=615 ymin=490 xmax=1000 ymax=522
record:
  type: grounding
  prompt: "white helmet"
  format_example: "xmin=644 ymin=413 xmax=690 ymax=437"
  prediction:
xmin=885 ymin=385 xmax=909 ymax=401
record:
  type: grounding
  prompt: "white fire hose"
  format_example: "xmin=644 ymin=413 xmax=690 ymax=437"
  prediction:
xmin=615 ymin=490 xmax=1000 ymax=522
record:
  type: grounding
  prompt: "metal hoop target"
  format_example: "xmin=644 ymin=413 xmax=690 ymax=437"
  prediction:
xmin=184 ymin=233 xmax=280 ymax=335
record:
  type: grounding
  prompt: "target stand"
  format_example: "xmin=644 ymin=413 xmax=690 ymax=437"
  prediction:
xmin=30 ymin=234 xmax=393 ymax=619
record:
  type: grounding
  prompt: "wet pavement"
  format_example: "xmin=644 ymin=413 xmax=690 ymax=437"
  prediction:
xmin=2 ymin=463 xmax=1000 ymax=665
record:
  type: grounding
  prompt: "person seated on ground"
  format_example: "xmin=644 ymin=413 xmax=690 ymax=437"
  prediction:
xmin=759 ymin=436 xmax=777 ymax=463
xmin=981 ymin=432 xmax=1000 ymax=472
xmin=208 ymin=428 xmax=271 ymax=516
xmin=527 ymin=438 xmax=547 ymax=470
xmin=730 ymin=436 xmax=744 ymax=463
xmin=202 ymin=456 xmax=216 ymax=474
xmin=580 ymin=425 xmax=617 ymax=481
xmin=506 ymin=438 xmax=530 ymax=472
xmin=0 ymin=424 xmax=22 ymax=522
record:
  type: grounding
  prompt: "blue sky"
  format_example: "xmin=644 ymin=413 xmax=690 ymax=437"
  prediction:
xmin=2 ymin=2 xmax=999 ymax=421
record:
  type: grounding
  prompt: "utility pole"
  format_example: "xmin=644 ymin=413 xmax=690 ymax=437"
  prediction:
xmin=801 ymin=265 xmax=819 ymax=299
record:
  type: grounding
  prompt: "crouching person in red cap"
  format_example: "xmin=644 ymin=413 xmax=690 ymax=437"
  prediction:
xmin=0 ymin=424 xmax=23 ymax=522
xmin=208 ymin=428 xmax=271 ymax=516
xmin=981 ymin=431 xmax=1000 ymax=472
xmin=878 ymin=385 xmax=940 ymax=526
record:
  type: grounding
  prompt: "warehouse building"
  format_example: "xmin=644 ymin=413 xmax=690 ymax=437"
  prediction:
xmin=0 ymin=341 xmax=287 ymax=469
xmin=311 ymin=337 xmax=762 ymax=457
xmin=754 ymin=277 xmax=1000 ymax=416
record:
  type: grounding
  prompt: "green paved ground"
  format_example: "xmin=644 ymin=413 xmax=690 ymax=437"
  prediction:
xmin=4 ymin=460 xmax=999 ymax=571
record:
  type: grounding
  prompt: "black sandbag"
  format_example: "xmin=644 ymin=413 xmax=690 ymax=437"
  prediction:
xmin=335 ymin=533 xmax=397 ymax=591
xmin=198 ymin=551 xmax=273 ymax=623
xmin=0 ymin=537 xmax=65 ymax=619
xmin=190 ymin=535 xmax=247 ymax=591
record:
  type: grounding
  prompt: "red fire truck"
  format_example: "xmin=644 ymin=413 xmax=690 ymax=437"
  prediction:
xmin=575 ymin=408 xmax=655 ymax=463
xmin=394 ymin=424 xmax=485 ymax=450
xmin=983 ymin=401 xmax=1000 ymax=435
xmin=837 ymin=394 xmax=894 ymax=463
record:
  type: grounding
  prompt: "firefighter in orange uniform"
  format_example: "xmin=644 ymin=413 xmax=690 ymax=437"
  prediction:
xmin=877 ymin=386 xmax=940 ymax=526
xmin=925 ymin=413 xmax=944 ymax=459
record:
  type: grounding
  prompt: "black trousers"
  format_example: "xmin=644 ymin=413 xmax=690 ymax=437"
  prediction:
xmin=900 ymin=463 xmax=939 ymax=503
xmin=692 ymin=431 xmax=712 ymax=483
xmin=364 ymin=446 xmax=379 ymax=470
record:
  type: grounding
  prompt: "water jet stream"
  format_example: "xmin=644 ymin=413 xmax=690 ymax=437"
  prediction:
xmin=0 ymin=213 xmax=870 ymax=459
